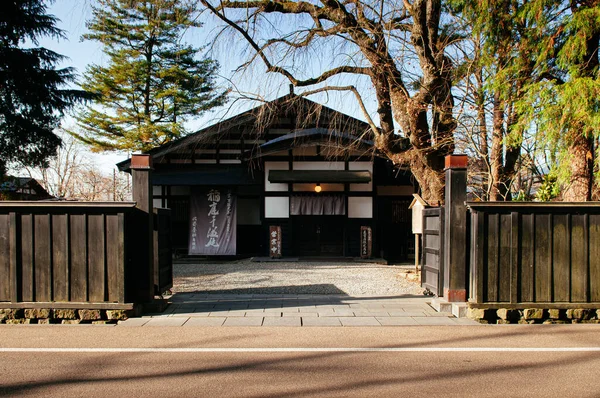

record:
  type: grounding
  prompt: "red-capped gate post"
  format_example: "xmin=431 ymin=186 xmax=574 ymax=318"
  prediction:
xmin=131 ymin=154 xmax=155 ymax=303
xmin=443 ymin=154 xmax=468 ymax=302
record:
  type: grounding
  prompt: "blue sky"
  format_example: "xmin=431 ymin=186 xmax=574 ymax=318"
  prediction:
xmin=37 ymin=0 xmax=377 ymax=171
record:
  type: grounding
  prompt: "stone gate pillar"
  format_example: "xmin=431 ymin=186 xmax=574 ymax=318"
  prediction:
xmin=443 ymin=154 xmax=468 ymax=302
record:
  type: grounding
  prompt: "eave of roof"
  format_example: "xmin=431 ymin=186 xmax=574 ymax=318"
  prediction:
xmin=117 ymin=94 xmax=373 ymax=171
xmin=268 ymin=170 xmax=371 ymax=184
xmin=250 ymin=127 xmax=375 ymax=159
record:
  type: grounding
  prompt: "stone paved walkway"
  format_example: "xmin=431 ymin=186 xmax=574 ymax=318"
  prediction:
xmin=118 ymin=294 xmax=480 ymax=327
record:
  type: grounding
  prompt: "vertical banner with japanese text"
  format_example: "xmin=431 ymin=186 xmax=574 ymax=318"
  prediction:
xmin=188 ymin=187 xmax=237 ymax=255
xmin=360 ymin=226 xmax=372 ymax=259
xmin=269 ymin=226 xmax=282 ymax=258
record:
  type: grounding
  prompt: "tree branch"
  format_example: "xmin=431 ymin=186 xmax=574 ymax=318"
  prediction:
xmin=298 ymin=85 xmax=379 ymax=134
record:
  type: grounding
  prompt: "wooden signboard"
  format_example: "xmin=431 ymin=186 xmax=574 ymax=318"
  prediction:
xmin=269 ymin=226 xmax=282 ymax=258
xmin=360 ymin=226 xmax=372 ymax=259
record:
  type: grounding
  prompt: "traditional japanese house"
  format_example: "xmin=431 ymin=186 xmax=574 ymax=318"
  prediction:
xmin=117 ymin=93 xmax=418 ymax=262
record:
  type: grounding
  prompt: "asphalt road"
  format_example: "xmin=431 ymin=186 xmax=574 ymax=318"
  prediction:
xmin=1 ymin=325 xmax=599 ymax=397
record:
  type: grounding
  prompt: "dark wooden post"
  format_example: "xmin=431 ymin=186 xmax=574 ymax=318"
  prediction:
xmin=131 ymin=154 xmax=154 ymax=302
xmin=443 ymin=154 xmax=468 ymax=302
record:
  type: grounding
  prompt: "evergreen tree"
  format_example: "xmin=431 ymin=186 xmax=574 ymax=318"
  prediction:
xmin=517 ymin=0 xmax=599 ymax=201
xmin=74 ymin=0 xmax=227 ymax=152
xmin=0 ymin=0 xmax=88 ymax=177
xmin=452 ymin=0 xmax=599 ymax=201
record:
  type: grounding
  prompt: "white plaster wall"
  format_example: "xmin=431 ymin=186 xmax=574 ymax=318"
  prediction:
xmin=265 ymin=161 xmax=289 ymax=192
xmin=348 ymin=197 xmax=373 ymax=218
xmin=293 ymin=161 xmax=344 ymax=170
xmin=348 ymin=161 xmax=373 ymax=192
xmin=265 ymin=197 xmax=290 ymax=218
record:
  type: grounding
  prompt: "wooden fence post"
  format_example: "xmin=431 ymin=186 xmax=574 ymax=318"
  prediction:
xmin=443 ymin=155 xmax=468 ymax=302
xmin=131 ymin=154 xmax=154 ymax=303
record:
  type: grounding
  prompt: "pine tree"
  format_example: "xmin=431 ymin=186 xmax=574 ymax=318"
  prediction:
xmin=0 ymin=0 xmax=88 ymax=177
xmin=74 ymin=0 xmax=227 ymax=152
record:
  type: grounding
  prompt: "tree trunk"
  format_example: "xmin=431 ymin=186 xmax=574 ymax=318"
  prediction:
xmin=407 ymin=154 xmax=445 ymax=204
xmin=563 ymin=23 xmax=599 ymax=201
xmin=389 ymin=96 xmax=448 ymax=204
xmin=490 ymin=93 xmax=505 ymax=200
xmin=563 ymin=134 xmax=594 ymax=201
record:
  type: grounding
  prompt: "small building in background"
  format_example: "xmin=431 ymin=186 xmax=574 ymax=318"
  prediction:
xmin=0 ymin=176 xmax=52 ymax=201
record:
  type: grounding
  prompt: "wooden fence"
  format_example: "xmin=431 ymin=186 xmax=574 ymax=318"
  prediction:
xmin=0 ymin=202 xmax=165 ymax=309
xmin=421 ymin=207 xmax=444 ymax=296
xmin=468 ymin=202 xmax=600 ymax=307
xmin=154 ymin=208 xmax=173 ymax=295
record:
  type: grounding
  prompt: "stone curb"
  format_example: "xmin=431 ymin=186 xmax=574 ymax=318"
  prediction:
xmin=467 ymin=307 xmax=600 ymax=324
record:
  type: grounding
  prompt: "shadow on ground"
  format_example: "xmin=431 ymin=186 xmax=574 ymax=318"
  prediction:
xmin=164 ymin=287 xmax=430 ymax=315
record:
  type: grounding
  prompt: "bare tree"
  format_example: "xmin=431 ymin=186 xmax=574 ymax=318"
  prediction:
xmin=200 ymin=0 xmax=459 ymax=202
xmin=25 ymin=133 xmax=85 ymax=199
xmin=24 ymin=132 xmax=131 ymax=201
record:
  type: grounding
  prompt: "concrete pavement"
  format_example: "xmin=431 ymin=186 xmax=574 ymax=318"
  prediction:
xmin=119 ymin=293 xmax=480 ymax=327
xmin=1 ymin=325 xmax=599 ymax=397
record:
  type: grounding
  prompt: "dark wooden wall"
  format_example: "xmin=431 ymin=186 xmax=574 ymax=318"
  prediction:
xmin=154 ymin=208 xmax=173 ymax=295
xmin=421 ymin=207 xmax=444 ymax=296
xmin=469 ymin=203 xmax=600 ymax=305
xmin=0 ymin=202 xmax=148 ymax=306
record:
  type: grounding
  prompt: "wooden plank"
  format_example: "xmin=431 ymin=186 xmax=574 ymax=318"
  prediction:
xmin=552 ymin=214 xmax=570 ymax=302
xmin=534 ymin=214 xmax=551 ymax=302
xmin=21 ymin=214 xmax=34 ymax=301
xmin=0 ymin=302 xmax=135 ymax=310
xmin=0 ymin=214 xmax=10 ymax=301
xmin=510 ymin=212 xmax=519 ymax=304
xmin=0 ymin=202 xmax=136 ymax=209
xmin=9 ymin=212 xmax=18 ymax=302
xmin=106 ymin=214 xmax=120 ymax=302
xmin=52 ymin=214 xmax=69 ymax=301
xmin=486 ymin=213 xmax=499 ymax=302
xmin=590 ymin=215 xmax=600 ymax=302
xmin=70 ymin=214 xmax=88 ymax=302
xmin=469 ymin=212 xmax=477 ymax=301
xmin=34 ymin=214 xmax=52 ymax=302
xmin=475 ymin=211 xmax=485 ymax=304
xmin=87 ymin=214 xmax=106 ymax=302
xmin=117 ymin=213 xmax=125 ymax=303
xmin=570 ymin=215 xmax=587 ymax=302
xmin=469 ymin=302 xmax=600 ymax=310
xmin=154 ymin=210 xmax=160 ymax=293
xmin=498 ymin=213 xmax=512 ymax=302
xmin=438 ymin=208 xmax=445 ymax=296
xmin=520 ymin=213 xmax=535 ymax=302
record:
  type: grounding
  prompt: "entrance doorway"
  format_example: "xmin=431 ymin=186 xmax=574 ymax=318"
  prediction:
xmin=292 ymin=216 xmax=345 ymax=257
xmin=377 ymin=197 xmax=413 ymax=262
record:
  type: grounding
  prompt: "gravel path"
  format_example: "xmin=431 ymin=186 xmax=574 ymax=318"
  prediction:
xmin=172 ymin=260 xmax=425 ymax=296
